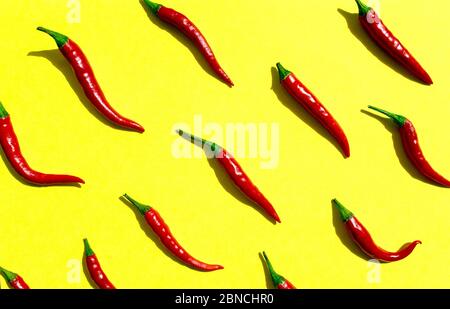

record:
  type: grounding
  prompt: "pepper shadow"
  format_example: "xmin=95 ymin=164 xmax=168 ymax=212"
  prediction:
xmin=206 ymin=157 xmax=278 ymax=224
xmin=331 ymin=200 xmax=368 ymax=261
xmin=337 ymin=9 xmax=423 ymax=85
xmin=361 ymin=109 xmax=438 ymax=187
xmin=0 ymin=149 xmax=82 ymax=188
xmin=271 ymin=67 xmax=346 ymax=158
xmin=0 ymin=150 xmax=34 ymax=187
xmin=139 ymin=0 xmax=231 ymax=87
xmin=81 ymin=250 xmax=98 ymax=289
xmin=258 ymin=252 xmax=275 ymax=289
xmin=27 ymin=49 xmax=132 ymax=132
xmin=119 ymin=196 xmax=218 ymax=272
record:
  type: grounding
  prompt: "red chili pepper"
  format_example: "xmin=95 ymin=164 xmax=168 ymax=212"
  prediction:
xmin=368 ymin=106 xmax=450 ymax=187
xmin=333 ymin=199 xmax=421 ymax=262
xmin=261 ymin=252 xmax=296 ymax=289
xmin=37 ymin=27 xmax=145 ymax=133
xmin=143 ymin=0 xmax=233 ymax=87
xmin=276 ymin=63 xmax=350 ymax=158
xmin=123 ymin=194 xmax=223 ymax=272
xmin=176 ymin=130 xmax=281 ymax=223
xmin=83 ymin=239 xmax=115 ymax=289
xmin=355 ymin=0 xmax=432 ymax=85
xmin=0 ymin=266 xmax=30 ymax=289
xmin=0 ymin=102 xmax=84 ymax=185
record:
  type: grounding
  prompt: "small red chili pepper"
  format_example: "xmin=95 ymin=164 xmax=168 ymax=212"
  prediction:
xmin=0 ymin=102 xmax=84 ymax=185
xmin=83 ymin=239 xmax=115 ymax=289
xmin=177 ymin=130 xmax=281 ymax=223
xmin=0 ymin=266 xmax=30 ymax=289
xmin=333 ymin=199 xmax=421 ymax=262
xmin=123 ymin=194 xmax=223 ymax=272
xmin=37 ymin=27 xmax=145 ymax=133
xmin=143 ymin=0 xmax=233 ymax=87
xmin=261 ymin=252 xmax=296 ymax=289
xmin=276 ymin=63 xmax=350 ymax=158
xmin=368 ymin=105 xmax=450 ymax=187
xmin=355 ymin=0 xmax=432 ymax=85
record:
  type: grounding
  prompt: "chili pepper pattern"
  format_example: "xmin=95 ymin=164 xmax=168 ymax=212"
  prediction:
xmin=143 ymin=0 xmax=234 ymax=87
xmin=276 ymin=63 xmax=350 ymax=158
xmin=0 ymin=266 xmax=30 ymax=289
xmin=0 ymin=102 xmax=84 ymax=185
xmin=84 ymin=239 xmax=116 ymax=289
xmin=123 ymin=194 xmax=223 ymax=272
xmin=37 ymin=27 xmax=145 ymax=133
xmin=261 ymin=252 xmax=296 ymax=289
xmin=333 ymin=199 xmax=421 ymax=262
xmin=355 ymin=0 xmax=433 ymax=85
xmin=368 ymin=106 xmax=450 ymax=187
xmin=177 ymin=130 xmax=281 ymax=223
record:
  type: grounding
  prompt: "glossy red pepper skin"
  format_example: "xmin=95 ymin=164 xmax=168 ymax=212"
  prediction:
xmin=143 ymin=0 xmax=233 ymax=87
xmin=84 ymin=239 xmax=115 ymax=289
xmin=177 ymin=130 xmax=281 ymax=223
xmin=0 ymin=102 xmax=84 ymax=186
xmin=261 ymin=252 xmax=295 ymax=289
xmin=37 ymin=27 xmax=144 ymax=133
xmin=333 ymin=199 xmax=421 ymax=262
xmin=355 ymin=0 xmax=432 ymax=85
xmin=368 ymin=106 xmax=450 ymax=187
xmin=276 ymin=63 xmax=350 ymax=158
xmin=0 ymin=267 xmax=30 ymax=289
xmin=123 ymin=194 xmax=223 ymax=272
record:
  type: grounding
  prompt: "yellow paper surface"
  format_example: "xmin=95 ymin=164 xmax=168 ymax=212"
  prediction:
xmin=0 ymin=0 xmax=448 ymax=288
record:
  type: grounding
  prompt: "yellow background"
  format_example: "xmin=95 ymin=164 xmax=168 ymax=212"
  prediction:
xmin=0 ymin=0 xmax=448 ymax=289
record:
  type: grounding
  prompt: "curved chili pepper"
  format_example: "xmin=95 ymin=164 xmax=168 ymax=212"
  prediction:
xmin=368 ymin=105 xmax=450 ymax=187
xmin=333 ymin=199 xmax=421 ymax=262
xmin=83 ymin=239 xmax=115 ymax=289
xmin=261 ymin=252 xmax=295 ymax=289
xmin=355 ymin=0 xmax=432 ymax=85
xmin=276 ymin=63 xmax=350 ymax=158
xmin=123 ymin=194 xmax=223 ymax=272
xmin=37 ymin=27 xmax=145 ymax=133
xmin=0 ymin=102 xmax=84 ymax=185
xmin=176 ymin=130 xmax=281 ymax=223
xmin=0 ymin=266 xmax=30 ymax=289
xmin=143 ymin=0 xmax=233 ymax=87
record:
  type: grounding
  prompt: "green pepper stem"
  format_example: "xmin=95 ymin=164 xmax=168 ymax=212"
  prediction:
xmin=355 ymin=0 xmax=371 ymax=16
xmin=332 ymin=199 xmax=354 ymax=222
xmin=142 ymin=0 xmax=162 ymax=15
xmin=0 ymin=266 xmax=18 ymax=282
xmin=276 ymin=63 xmax=291 ymax=81
xmin=0 ymin=101 xmax=9 ymax=118
xmin=123 ymin=194 xmax=152 ymax=215
xmin=368 ymin=105 xmax=407 ymax=127
xmin=262 ymin=251 xmax=284 ymax=287
xmin=37 ymin=27 xmax=69 ymax=48
xmin=176 ymin=129 xmax=222 ymax=154
xmin=83 ymin=238 xmax=95 ymax=257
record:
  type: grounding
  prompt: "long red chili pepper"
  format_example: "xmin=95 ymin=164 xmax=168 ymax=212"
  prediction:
xmin=37 ymin=27 xmax=145 ymax=133
xmin=123 ymin=194 xmax=223 ymax=272
xmin=0 ymin=266 xmax=30 ymax=289
xmin=368 ymin=105 xmax=450 ymax=187
xmin=333 ymin=199 xmax=421 ymax=262
xmin=355 ymin=0 xmax=432 ymax=85
xmin=0 ymin=102 xmax=84 ymax=185
xmin=83 ymin=239 xmax=115 ymax=289
xmin=143 ymin=0 xmax=233 ymax=87
xmin=261 ymin=252 xmax=295 ymax=289
xmin=276 ymin=63 xmax=350 ymax=158
xmin=176 ymin=130 xmax=281 ymax=223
